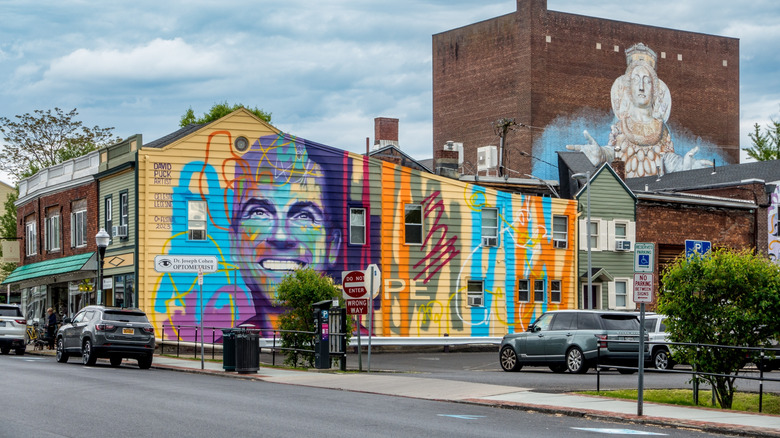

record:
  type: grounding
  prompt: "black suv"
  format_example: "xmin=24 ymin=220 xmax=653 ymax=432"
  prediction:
xmin=56 ymin=306 xmax=155 ymax=369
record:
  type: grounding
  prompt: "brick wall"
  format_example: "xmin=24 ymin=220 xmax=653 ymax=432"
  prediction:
xmin=374 ymin=118 xmax=399 ymax=143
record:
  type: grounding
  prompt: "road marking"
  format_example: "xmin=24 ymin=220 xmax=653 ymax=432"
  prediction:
xmin=571 ymin=428 xmax=667 ymax=435
xmin=437 ymin=414 xmax=485 ymax=420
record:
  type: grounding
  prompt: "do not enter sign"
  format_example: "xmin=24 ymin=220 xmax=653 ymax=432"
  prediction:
xmin=342 ymin=270 xmax=367 ymax=299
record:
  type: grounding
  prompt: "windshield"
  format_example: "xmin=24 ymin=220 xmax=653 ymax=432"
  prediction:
xmin=0 ymin=307 xmax=22 ymax=317
xmin=103 ymin=311 xmax=149 ymax=323
xmin=601 ymin=315 xmax=640 ymax=330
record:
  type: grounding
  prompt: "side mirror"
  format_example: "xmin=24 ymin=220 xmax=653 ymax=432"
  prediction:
xmin=63 ymin=317 xmax=72 ymax=324
xmin=533 ymin=325 xmax=542 ymax=333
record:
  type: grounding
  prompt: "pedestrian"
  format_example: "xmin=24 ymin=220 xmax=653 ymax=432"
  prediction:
xmin=46 ymin=308 xmax=57 ymax=350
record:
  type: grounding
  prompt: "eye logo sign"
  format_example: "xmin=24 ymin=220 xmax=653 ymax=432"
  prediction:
xmin=154 ymin=255 xmax=218 ymax=273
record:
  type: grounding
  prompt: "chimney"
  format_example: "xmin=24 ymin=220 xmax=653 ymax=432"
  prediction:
xmin=611 ymin=159 xmax=626 ymax=181
xmin=374 ymin=117 xmax=399 ymax=150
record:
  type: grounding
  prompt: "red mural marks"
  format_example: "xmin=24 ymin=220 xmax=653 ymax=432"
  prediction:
xmin=413 ymin=191 xmax=460 ymax=284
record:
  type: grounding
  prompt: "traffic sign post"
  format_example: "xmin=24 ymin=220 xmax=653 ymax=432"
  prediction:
xmin=632 ymin=242 xmax=655 ymax=417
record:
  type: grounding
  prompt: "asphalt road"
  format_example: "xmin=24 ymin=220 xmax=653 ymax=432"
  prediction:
xmin=3 ymin=353 xmax=729 ymax=438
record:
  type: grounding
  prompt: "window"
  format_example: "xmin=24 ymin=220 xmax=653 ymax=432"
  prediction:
xmin=550 ymin=312 xmax=576 ymax=330
xmin=45 ymin=212 xmax=60 ymax=252
xmin=113 ymin=274 xmax=135 ymax=308
xmin=553 ymin=215 xmax=568 ymax=248
xmin=588 ymin=220 xmax=599 ymax=249
xmin=534 ymin=279 xmax=545 ymax=302
xmin=104 ymin=196 xmax=113 ymax=238
xmin=615 ymin=223 xmax=627 ymax=240
xmin=25 ymin=218 xmax=37 ymax=256
xmin=404 ymin=204 xmax=423 ymax=245
xmin=120 ymin=192 xmax=128 ymax=228
xmin=467 ymin=280 xmax=484 ymax=307
xmin=71 ymin=200 xmax=87 ymax=247
xmin=615 ymin=280 xmax=627 ymax=307
xmin=349 ymin=208 xmax=366 ymax=245
xmin=481 ymin=208 xmax=498 ymax=246
xmin=517 ymin=279 xmax=530 ymax=302
xmin=549 ymin=280 xmax=561 ymax=303
xmin=188 ymin=200 xmax=207 ymax=240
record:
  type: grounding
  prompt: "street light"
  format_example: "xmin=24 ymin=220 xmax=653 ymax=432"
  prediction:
xmin=95 ymin=228 xmax=110 ymax=306
xmin=572 ymin=171 xmax=592 ymax=309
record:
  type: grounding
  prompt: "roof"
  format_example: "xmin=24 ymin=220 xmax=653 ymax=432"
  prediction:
xmin=2 ymin=252 xmax=96 ymax=285
xmin=625 ymin=159 xmax=780 ymax=192
xmin=368 ymin=145 xmax=433 ymax=173
xmin=143 ymin=123 xmax=207 ymax=149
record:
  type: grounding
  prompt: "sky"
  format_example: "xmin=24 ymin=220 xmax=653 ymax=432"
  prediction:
xmin=1 ymin=0 xmax=778 ymax=185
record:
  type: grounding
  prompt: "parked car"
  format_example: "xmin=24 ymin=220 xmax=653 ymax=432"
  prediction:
xmin=641 ymin=312 xmax=675 ymax=370
xmin=499 ymin=310 xmax=647 ymax=374
xmin=56 ymin=306 xmax=155 ymax=369
xmin=0 ymin=304 xmax=26 ymax=355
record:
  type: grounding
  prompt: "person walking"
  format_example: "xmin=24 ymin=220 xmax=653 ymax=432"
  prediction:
xmin=45 ymin=308 xmax=57 ymax=350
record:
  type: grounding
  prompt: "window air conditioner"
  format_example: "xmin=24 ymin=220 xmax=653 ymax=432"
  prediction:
xmin=117 ymin=225 xmax=128 ymax=237
xmin=482 ymin=236 xmax=497 ymax=247
xmin=615 ymin=240 xmax=631 ymax=251
xmin=468 ymin=296 xmax=483 ymax=307
xmin=553 ymin=239 xmax=567 ymax=249
xmin=189 ymin=229 xmax=206 ymax=240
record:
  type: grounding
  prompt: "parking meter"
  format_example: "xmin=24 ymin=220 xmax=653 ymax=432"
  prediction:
xmin=312 ymin=300 xmax=332 ymax=369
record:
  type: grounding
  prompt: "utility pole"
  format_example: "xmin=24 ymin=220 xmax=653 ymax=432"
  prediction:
xmin=493 ymin=118 xmax=516 ymax=177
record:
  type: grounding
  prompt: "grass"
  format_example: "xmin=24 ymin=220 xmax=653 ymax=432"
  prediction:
xmin=579 ymin=388 xmax=780 ymax=415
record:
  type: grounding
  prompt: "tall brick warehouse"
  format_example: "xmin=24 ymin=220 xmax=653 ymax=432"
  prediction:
xmin=432 ymin=0 xmax=739 ymax=180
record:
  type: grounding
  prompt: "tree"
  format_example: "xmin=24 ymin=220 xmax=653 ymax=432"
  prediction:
xmin=745 ymin=120 xmax=780 ymax=161
xmin=179 ymin=102 xmax=272 ymax=127
xmin=658 ymin=248 xmax=780 ymax=409
xmin=0 ymin=189 xmax=18 ymax=292
xmin=0 ymin=108 xmax=119 ymax=182
xmin=275 ymin=268 xmax=352 ymax=368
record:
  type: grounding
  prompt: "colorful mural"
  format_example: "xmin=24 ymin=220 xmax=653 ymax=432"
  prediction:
xmin=141 ymin=111 xmax=577 ymax=340
xmin=769 ymin=185 xmax=780 ymax=263
xmin=533 ymin=43 xmax=726 ymax=181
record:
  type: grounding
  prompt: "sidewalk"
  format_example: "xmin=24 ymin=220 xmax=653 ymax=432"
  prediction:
xmin=28 ymin=347 xmax=780 ymax=437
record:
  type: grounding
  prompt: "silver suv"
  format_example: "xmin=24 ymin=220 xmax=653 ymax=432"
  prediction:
xmin=56 ymin=306 xmax=155 ymax=369
xmin=642 ymin=313 xmax=675 ymax=370
xmin=0 ymin=304 xmax=26 ymax=355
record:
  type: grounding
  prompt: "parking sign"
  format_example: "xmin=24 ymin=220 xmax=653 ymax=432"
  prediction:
xmin=634 ymin=243 xmax=655 ymax=273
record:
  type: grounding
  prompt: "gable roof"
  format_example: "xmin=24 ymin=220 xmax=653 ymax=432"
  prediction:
xmin=574 ymin=162 xmax=637 ymax=201
xmin=625 ymin=160 xmax=780 ymax=192
xmin=368 ymin=144 xmax=433 ymax=173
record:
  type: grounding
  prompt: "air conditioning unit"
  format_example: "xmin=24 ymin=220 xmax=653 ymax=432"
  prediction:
xmin=189 ymin=229 xmax=206 ymax=240
xmin=477 ymin=146 xmax=498 ymax=172
xmin=444 ymin=141 xmax=456 ymax=151
xmin=117 ymin=225 xmax=128 ymax=237
xmin=468 ymin=295 xmax=484 ymax=307
xmin=615 ymin=240 xmax=631 ymax=251
xmin=482 ymin=236 xmax=498 ymax=247
xmin=553 ymin=239 xmax=568 ymax=249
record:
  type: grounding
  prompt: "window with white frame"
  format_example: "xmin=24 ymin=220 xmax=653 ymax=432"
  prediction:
xmin=120 ymin=191 xmax=128 ymax=228
xmin=467 ymin=280 xmax=484 ymax=307
xmin=104 ymin=196 xmax=112 ymax=238
xmin=615 ymin=222 xmax=627 ymax=240
xmin=188 ymin=200 xmax=207 ymax=240
xmin=404 ymin=204 xmax=423 ymax=245
xmin=553 ymin=215 xmax=568 ymax=248
xmin=71 ymin=200 xmax=87 ymax=247
xmin=588 ymin=220 xmax=599 ymax=249
xmin=45 ymin=212 xmax=60 ymax=252
xmin=517 ymin=279 xmax=530 ymax=302
xmin=349 ymin=208 xmax=366 ymax=245
xmin=534 ymin=279 xmax=545 ymax=302
xmin=549 ymin=280 xmax=562 ymax=303
xmin=481 ymin=208 xmax=498 ymax=246
xmin=25 ymin=218 xmax=37 ymax=256
xmin=615 ymin=280 xmax=627 ymax=308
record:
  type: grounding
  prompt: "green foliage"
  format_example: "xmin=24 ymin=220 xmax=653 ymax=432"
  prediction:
xmin=275 ymin=268 xmax=352 ymax=368
xmin=579 ymin=389 xmax=780 ymax=415
xmin=179 ymin=102 xmax=272 ymax=127
xmin=0 ymin=188 xmax=18 ymax=283
xmin=0 ymin=108 xmax=119 ymax=182
xmin=659 ymin=248 xmax=780 ymax=409
xmin=745 ymin=120 xmax=780 ymax=161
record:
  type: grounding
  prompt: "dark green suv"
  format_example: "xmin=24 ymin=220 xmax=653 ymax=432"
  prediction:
xmin=499 ymin=310 xmax=647 ymax=374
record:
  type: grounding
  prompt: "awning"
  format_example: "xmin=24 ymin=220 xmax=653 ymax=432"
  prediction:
xmin=2 ymin=252 xmax=97 ymax=287
xmin=579 ymin=267 xmax=614 ymax=283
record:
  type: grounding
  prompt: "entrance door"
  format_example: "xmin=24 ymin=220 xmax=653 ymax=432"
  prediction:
xmin=581 ymin=284 xmax=601 ymax=309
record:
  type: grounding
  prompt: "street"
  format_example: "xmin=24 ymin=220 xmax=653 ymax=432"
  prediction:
xmin=3 ymin=352 xmax=743 ymax=437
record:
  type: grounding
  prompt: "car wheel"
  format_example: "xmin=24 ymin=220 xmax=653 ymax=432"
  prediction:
xmin=82 ymin=339 xmax=97 ymax=366
xmin=549 ymin=364 xmax=567 ymax=373
xmin=653 ymin=348 xmax=674 ymax=370
xmin=0 ymin=347 xmax=9 ymax=355
xmin=110 ymin=355 xmax=122 ymax=367
xmin=499 ymin=346 xmax=522 ymax=372
xmin=15 ymin=348 xmax=25 ymax=356
xmin=566 ymin=347 xmax=589 ymax=374
xmin=56 ymin=337 xmax=69 ymax=363
xmin=137 ymin=354 xmax=153 ymax=370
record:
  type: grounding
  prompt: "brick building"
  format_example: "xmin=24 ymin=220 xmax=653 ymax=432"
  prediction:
xmin=433 ymin=0 xmax=740 ymax=182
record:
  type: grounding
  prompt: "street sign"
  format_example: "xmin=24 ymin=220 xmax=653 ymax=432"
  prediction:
xmin=634 ymin=243 xmax=655 ymax=273
xmin=633 ymin=273 xmax=654 ymax=303
xmin=366 ymin=264 xmax=381 ymax=297
xmin=342 ymin=270 xmax=368 ymax=299
xmin=346 ymin=299 xmax=368 ymax=315
xmin=154 ymin=255 xmax=218 ymax=273
xmin=685 ymin=240 xmax=711 ymax=260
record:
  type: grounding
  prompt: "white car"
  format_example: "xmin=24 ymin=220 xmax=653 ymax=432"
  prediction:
xmin=0 ymin=304 xmax=27 ymax=355
xmin=641 ymin=313 xmax=674 ymax=370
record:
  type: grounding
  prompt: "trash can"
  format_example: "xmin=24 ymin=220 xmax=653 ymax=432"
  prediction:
xmin=234 ymin=328 xmax=259 ymax=374
xmin=221 ymin=329 xmax=236 ymax=372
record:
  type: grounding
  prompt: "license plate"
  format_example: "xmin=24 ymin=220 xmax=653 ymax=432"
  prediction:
xmin=622 ymin=336 xmax=637 ymax=342
xmin=122 ymin=328 xmax=134 ymax=335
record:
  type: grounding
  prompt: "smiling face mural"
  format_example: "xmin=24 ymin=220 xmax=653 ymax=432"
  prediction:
xmin=142 ymin=110 xmax=577 ymax=341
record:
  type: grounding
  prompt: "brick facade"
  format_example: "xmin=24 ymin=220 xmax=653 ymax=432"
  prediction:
xmin=433 ymin=0 xmax=739 ymax=176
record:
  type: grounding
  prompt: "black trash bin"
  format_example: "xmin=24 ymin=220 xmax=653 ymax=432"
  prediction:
xmin=221 ymin=329 xmax=236 ymax=372
xmin=234 ymin=328 xmax=259 ymax=374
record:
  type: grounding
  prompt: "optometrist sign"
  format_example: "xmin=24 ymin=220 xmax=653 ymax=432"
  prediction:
xmin=154 ymin=255 xmax=218 ymax=273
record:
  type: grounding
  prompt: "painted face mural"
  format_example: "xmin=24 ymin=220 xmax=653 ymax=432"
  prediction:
xmin=546 ymin=43 xmax=722 ymax=179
